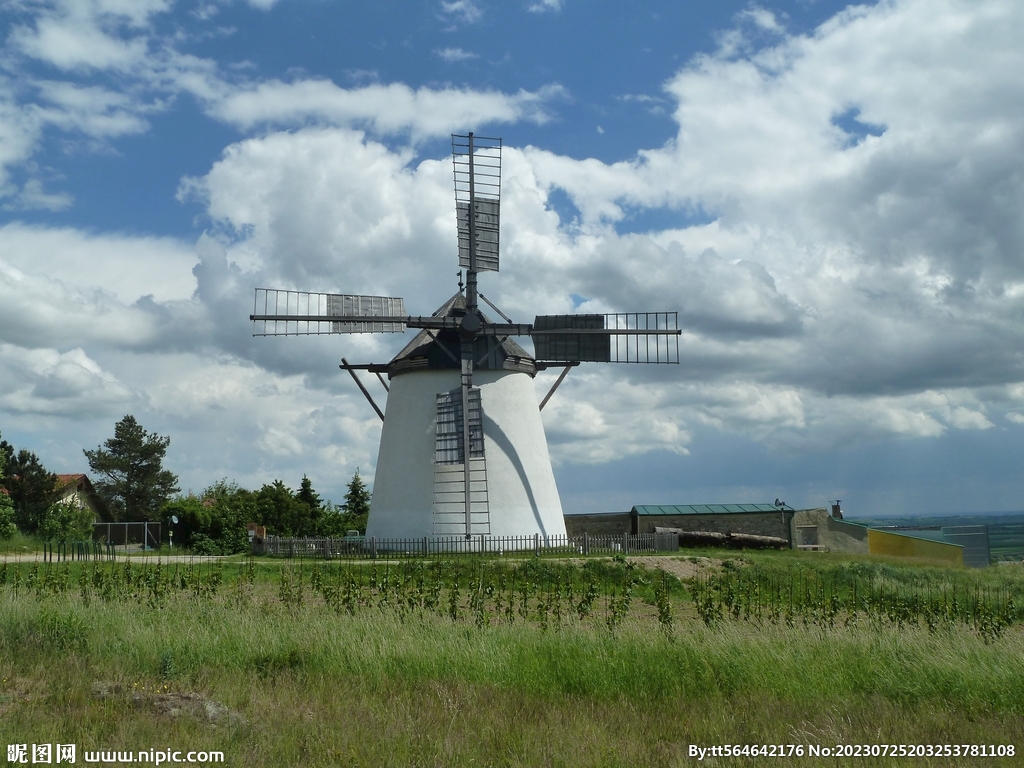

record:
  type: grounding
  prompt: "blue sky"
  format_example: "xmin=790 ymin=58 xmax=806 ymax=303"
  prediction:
xmin=2 ymin=0 xmax=1024 ymax=517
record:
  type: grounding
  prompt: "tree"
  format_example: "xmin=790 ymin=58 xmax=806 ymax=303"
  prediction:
xmin=0 ymin=430 xmax=12 ymax=471
xmin=84 ymin=415 xmax=179 ymax=521
xmin=4 ymin=449 xmax=57 ymax=534
xmin=342 ymin=471 xmax=371 ymax=534
xmin=255 ymin=480 xmax=319 ymax=537
xmin=0 ymin=429 xmax=56 ymax=535
xmin=0 ymin=443 xmax=17 ymax=540
xmin=37 ymin=500 xmax=93 ymax=543
xmin=163 ymin=480 xmax=253 ymax=555
xmin=0 ymin=492 xmax=14 ymax=540
xmin=297 ymin=475 xmax=321 ymax=512
xmin=297 ymin=475 xmax=323 ymax=532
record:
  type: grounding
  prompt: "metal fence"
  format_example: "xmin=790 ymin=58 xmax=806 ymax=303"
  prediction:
xmin=93 ymin=521 xmax=161 ymax=549
xmin=42 ymin=540 xmax=117 ymax=562
xmin=256 ymin=532 xmax=678 ymax=559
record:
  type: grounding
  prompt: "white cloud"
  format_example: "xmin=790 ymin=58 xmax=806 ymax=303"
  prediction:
xmin=108 ymin=351 xmax=384 ymax=495
xmin=0 ymin=345 xmax=137 ymax=417
xmin=737 ymin=7 xmax=785 ymax=34
xmin=9 ymin=8 xmax=152 ymax=72
xmin=0 ymin=224 xmax=202 ymax=358
xmin=2 ymin=179 xmax=73 ymax=211
xmin=435 ymin=47 xmax=478 ymax=62
xmin=205 ymin=80 xmax=566 ymax=139
xmin=0 ymin=223 xmax=196 ymax=304
xmin=1007 ymin=412 xmax=1024 ymax=425
xmin=528 ymin=0 xmax=562 ymax=13
xmin=439 ymin=0 xmax=482 ymax=25
xmin=33 ymin=80 xmax=152 ymax=138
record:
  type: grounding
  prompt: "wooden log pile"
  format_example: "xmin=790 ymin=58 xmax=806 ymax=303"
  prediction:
xmin=653 ymin=527 xmax=789 ymax=550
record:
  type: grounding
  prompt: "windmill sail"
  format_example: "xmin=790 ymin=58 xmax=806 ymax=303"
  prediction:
xmin=327 ymin=294 xmax=407 ymax=333
xmin=532 ymin=312 xmax=680 ymax=363
xmin=251 ymin=288 xmax=406 ymax=335
xmin=456 ymin=199 xmax=500 ymax=272
xmin=452 ymin=133 xmax=501 ymax=273
xmin=532 ymin=314 xmax=610 ymax=362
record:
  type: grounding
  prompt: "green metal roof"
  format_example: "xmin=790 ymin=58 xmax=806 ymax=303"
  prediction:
xmin=632 ymin=503 xmax=793 ymax=515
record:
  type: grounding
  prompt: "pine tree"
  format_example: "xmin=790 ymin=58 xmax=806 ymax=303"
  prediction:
xmin=3 ymin=449 xmax=57 ymax=534
xmin=0 ymin=438 xmax=17 ymax=539
xmin=343 ymin=471 xmax=371 ymax=533
xmin=84 ymin=415 xmax=179 ymax=521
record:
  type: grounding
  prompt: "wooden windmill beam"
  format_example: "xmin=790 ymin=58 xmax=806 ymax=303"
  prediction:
xmin=340 ymin=358 xmax=385 ymax=421
xmin=538 ymin=363 xmax=578 ymax=411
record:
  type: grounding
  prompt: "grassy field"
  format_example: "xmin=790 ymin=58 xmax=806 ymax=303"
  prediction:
xmin=2 ymin=552 xmax=1023 ymax=766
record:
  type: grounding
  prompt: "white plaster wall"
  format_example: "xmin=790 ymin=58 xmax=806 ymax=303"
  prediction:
xmin=366 ymin=369 xmax=566 ymax=540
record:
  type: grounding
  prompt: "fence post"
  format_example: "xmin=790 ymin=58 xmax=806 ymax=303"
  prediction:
xmin=623 ymin=532 xmax=628 ymax=556
xmin=583 ymin=532 xmax=589 ymax=556
xmin=534 ymin=532 xmax=540 ymax=557
xmin=370 ymin=537 xmax=377 ymax=559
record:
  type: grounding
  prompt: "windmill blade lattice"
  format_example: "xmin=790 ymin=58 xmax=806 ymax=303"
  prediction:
xmin=251 ymin=289 xmax=407 ymax=335
xmin=532 ymin=312 xmax=680 ymax=363
xmin=453 ymin=134 xmax=501 ymax=273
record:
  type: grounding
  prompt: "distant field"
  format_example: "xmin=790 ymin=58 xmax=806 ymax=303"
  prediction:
xmin=851 ymin=512 xmax=1024 ymax=562
xmin=2 ymin=552 xmax=1024 ymax=767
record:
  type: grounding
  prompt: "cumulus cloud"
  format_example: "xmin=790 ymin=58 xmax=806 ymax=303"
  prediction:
xmin=508 ymin=0 xmax=1024 ymax=443
xmin=0 ymin=223 xmax=196 ymax=303
xmin=205 ymin=80 xmax=566 ymax=139
xmin=0 ymin=345 xmax=138 ymax=417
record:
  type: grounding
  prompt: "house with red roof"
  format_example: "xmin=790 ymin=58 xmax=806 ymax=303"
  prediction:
xmin=53 ymin=474 xmax=112 ymax=523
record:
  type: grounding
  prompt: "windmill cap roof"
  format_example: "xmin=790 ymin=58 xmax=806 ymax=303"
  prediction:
xmin=387 ymin=292 xmax=536 ymax=378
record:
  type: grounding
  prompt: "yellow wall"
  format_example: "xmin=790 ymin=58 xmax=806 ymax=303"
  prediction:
xmin=867 ymin=529 xmax=963 ymax=566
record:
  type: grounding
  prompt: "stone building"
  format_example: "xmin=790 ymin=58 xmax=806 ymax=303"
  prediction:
xmin=565 ymin=502 xmax=982 ymax=566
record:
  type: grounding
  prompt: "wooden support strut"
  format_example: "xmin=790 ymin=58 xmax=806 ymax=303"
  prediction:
xmin=538 ymin=363 xmax=577 ymax=411
xmin=340 ymin=357 xmax=385 ymax=421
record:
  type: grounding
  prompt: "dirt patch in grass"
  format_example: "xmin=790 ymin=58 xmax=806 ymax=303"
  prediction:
xmin=90 ymin=682 xmax=246 ymax=726
xmin=629 ymin=555 xmax=723 ymax=580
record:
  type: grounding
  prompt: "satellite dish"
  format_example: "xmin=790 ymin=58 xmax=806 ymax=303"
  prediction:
xmin=171 ymin=515 xmax=179 ymax=524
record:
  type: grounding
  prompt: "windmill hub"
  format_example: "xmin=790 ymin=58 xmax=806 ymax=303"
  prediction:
xmin=459 ymin=312 xmax=481 ymax=337
xmin=249 ymin=131 xmax=681 ymax=545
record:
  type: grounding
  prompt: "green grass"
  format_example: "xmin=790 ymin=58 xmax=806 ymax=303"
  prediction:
xmin=2 ymin=554 xmax=1024 ymax=766
xmin=0 ymin=530 xmax=43 ymax=553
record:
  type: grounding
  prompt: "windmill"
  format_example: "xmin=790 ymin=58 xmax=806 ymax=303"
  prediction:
xmin=250 ymin=133 xmax=681 ymax=542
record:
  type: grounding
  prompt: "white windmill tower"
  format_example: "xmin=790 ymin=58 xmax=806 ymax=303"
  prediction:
xmin=250 ymin=133 xmax=680 ymax=543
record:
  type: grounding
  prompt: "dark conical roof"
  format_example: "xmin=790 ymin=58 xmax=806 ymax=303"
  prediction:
xmin=387 ymin=292 xmax=536 ymax=379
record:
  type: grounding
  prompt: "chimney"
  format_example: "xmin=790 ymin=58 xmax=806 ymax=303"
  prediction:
xmin=831 ymin=500 xmax=842 ymax=519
